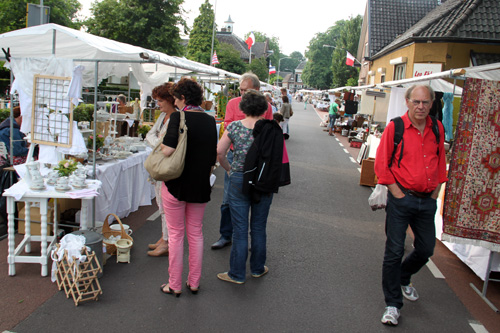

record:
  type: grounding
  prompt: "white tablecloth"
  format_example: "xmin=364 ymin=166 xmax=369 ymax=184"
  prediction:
xmin=92 ymin=148 xmax=155 ymax=222
xmin=316 ymin=102 xmax=330 ymax=109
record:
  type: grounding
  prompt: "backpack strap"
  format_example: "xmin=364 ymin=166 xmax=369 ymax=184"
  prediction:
xmin=430 ymin=115 xmax=440 ymax=156
xmin=389 ymin=117 xmax=404 ymax=168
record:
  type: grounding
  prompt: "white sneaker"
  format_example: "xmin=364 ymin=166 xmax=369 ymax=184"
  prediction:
xmin=381 ymin=306 xmax=400 ymax=326
xmin=401 ymin=283 xmax=419 ymax=301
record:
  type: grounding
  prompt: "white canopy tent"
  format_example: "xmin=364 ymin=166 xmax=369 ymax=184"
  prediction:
xmin=0 ymin=23 xmax=220 ymax=83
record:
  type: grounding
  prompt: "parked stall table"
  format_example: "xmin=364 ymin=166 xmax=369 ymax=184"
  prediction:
xmin=92 ymin=148 xmax=154 ymax=222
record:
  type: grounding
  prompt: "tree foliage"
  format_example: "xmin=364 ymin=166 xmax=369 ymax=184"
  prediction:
xmin=250 ymin=31 xmax=281 ymax=68
xmin=85 ymin=0 xmax=186 ymax=56
xmin=302 ymin=24 xmax=343 ymax=90
xmin=186 ymin=0 xmax=217 ymax=65
xmin=247 ymin=58 xmax=269 ymax=82
xmin=0 ymin=0 xmax=82 ymax=34
xmin=215 ymin=42 xmax=246 ymax=75
xmin=331 ymin=15 xmax=363 ymax=88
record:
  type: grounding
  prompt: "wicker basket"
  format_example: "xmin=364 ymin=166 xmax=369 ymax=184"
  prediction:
xmin=101 ymin=213 xmax=133 ymax=255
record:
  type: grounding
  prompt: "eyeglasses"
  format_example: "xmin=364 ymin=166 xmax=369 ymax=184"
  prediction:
xmin=409 ymin=99 xmax=432 ymax=107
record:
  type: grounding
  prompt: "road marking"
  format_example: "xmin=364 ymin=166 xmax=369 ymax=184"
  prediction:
xmin=349 ymin=157 xmax=357 ymax=164
xmin=357 ymin=167 xmax=361 ymax=173
xmin=469 ymin=321 xmax=488 ymax=333
xmin=147 ymin=210 xmax=161 ymax=221
xmin=343 ymin=148 xmax=350 ymax=154
xmin=339 ymin=142 xmax=344 ymax=147
xmin=335 ymin=138 xmax=339 ymax=142
xmin=426 ymin=259 xmax=445 ymax=279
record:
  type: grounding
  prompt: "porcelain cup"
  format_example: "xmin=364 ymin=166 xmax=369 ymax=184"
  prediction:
xmin=56 ymin=177 xmax=69 ymax=189
xmin=73 ymin=177 xmax=85 ymax=187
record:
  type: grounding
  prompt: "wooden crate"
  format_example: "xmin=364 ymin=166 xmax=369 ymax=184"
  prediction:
xmin=360 ymin=158 xmax=378 ymax=187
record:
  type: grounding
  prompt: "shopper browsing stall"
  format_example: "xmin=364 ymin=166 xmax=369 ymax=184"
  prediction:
xmin=159 ymin=78 xmax=217 ymax=296
xmin=216 ymin=90 xmax=281 ymax=284
xmin=145 ymin=82 xmax=177 ymax=257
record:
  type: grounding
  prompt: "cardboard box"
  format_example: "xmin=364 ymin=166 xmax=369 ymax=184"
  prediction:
xmin=360 ymin=158 xmax=378 ymax=187
xmin=17 ymin=198 xmax=80 ymax=221
xmin=118 ymin=106 xmax=133 ymax=114
xmin=91 ymin=121 xmax=110 ymax=137
xmin=18 ymin=206 xmax=55 ymax=235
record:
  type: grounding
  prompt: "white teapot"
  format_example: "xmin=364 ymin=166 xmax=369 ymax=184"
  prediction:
xmin=25 ymin=161 xmax=42 ymax=187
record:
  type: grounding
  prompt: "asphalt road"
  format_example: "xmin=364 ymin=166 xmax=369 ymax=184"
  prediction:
xmin=11 ymin=100 xmax=476 ymax=332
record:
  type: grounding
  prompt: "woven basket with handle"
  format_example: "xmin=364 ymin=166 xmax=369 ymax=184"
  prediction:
xmin=101 ymin=213 xmax=133 ymax=255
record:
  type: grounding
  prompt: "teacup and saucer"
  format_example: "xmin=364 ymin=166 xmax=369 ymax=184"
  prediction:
xmin=55 ymin=177 xmax=70 ymax=192
xmin=30 ymin=176 xmax=46 ymax=191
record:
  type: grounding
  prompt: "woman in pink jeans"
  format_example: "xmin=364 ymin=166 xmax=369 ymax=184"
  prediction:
xmin=159 ymin=78 xmax=217 ymax=297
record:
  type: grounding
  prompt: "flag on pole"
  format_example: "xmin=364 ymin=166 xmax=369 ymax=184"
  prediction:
xmin=346 ymin=51 xmax=356 ymax=67
xmin=211 ymin=51 xmax=219 ymax=65
xmin=269 ymin=62 xmax=276 ymax=74
xmin=245 ymin=32 xmax=255 ymax=50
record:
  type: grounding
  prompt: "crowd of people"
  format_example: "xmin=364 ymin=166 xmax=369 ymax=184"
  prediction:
xmin=146 ymin=73 xmax=288 ymax=296
xmin=2 ymin=73 xmax=445 ymax=327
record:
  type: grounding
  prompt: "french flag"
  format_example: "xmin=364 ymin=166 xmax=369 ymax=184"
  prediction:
xmin=346 ymin=51 xmax=356 ymax=67
xmin=245 ymin=32 xmax=255 ymax=50
xmin=269 ymin=62 xmax=276 ymax=74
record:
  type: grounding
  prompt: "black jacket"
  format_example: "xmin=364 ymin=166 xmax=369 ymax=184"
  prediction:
xmin=243 ymin=119 xmax=284 ymax=202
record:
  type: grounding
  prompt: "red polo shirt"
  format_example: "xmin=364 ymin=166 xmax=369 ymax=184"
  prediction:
xmin=374 ymin=112 xmax=448 ymax=193
xmin=224 ymin=96 xmax=274 ymax=129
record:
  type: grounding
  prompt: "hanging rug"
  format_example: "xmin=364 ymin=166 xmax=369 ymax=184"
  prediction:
xmin=442 ymin=78 xmax=500 ymax=251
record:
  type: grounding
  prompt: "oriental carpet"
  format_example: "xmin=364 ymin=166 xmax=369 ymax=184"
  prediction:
xmin=442 ymin=78 xmax=500 ymax=251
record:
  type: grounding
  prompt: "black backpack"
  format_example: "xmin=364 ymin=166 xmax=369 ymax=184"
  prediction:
xmin=243 ymin=119 xmax=284 ymax=202
xmin=389 ymin=116 xmax=440 ymax=168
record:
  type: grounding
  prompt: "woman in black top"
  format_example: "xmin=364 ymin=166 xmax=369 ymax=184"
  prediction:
xmin=159 ymin=78 xmax=217 ymax=297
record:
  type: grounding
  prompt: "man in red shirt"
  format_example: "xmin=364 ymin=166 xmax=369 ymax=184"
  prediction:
xmin=211 ymin=73 xmax=274 ymax=249
xmin=375 ymin=85 xmax=447 ymax=326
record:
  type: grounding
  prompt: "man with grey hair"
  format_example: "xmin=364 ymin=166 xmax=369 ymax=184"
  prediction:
xmin=211 ymin=72 xmax=274 ymax=249
xmin=374 ymin=85 xmax=447 ymax=326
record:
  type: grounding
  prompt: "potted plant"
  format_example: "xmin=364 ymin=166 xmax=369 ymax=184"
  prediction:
xmin=138 ymin=125 xmax=150 ymax=140
xmin=87 ymin=134 xmax=104 ymax=151
xmin=54 ymin=158 xmax=79 ymax=177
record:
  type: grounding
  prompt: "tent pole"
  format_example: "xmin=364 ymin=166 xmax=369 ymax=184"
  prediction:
xmin=127 ymin=71 xmax=131 ymax=102
xmin=92 ymin=60 xmax=99 ymax=228
xmin=52 ymin=30 xmax=56 ymax=55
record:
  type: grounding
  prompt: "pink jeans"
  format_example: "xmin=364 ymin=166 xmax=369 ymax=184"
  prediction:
xmin=161 ymin=184 xmax=207 ymax=291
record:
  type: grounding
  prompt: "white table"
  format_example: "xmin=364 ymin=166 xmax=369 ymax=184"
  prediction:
xmin=92 ymin=148 xmax=155 ymax=222
xmin=3 ymin=180 xmax=100 ymax=276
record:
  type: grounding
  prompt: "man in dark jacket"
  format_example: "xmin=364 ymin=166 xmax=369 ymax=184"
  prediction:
xmin=0 ymin=106 xmax=29 ymax=165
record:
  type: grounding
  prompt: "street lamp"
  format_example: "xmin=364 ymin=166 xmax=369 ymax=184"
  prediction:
xmin=277 ymin=57 xmax=291 ymax=87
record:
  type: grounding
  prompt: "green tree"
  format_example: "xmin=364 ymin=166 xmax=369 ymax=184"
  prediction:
xmin=246 ymin=58 xmax=268 ymax=82
xmin=302 ymin=25 xmax=342 ymax=90
xmin=250 ymin=31 xmax=281 ymax=68
xmin=85 ymin=0 xmax=186 ymax=56
xmin=186 ymin=0 xmax=217 ymax=65
xmin=215 ymin=42 xmax=246 ymax=74
xmin=331 ymin=15 xmax=363 ymax=88
xmin=0 ymin=0 xmax=82 ymax=34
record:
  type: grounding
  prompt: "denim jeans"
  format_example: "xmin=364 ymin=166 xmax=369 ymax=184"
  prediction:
xmin=383 ymin=191 xmax=437 ymax=309
xmin=328 ymin=114 xmax=337 ymax=128
xmin=227 ymin=171 xmax=273 ymax=282
xmin=219 ymin=150 xmax=234 ymax=240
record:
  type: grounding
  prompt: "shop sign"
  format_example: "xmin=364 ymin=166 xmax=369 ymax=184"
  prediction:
xmin=413 ymin=63 xmax=442 ymax=77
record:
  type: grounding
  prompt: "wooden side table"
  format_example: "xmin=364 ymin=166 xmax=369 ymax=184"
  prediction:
xmin=4 ymin=180 xmax=100 ymax=276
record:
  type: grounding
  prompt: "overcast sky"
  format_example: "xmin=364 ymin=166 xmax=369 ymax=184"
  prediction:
xmin=77 ymin=0 xmax=367 ymax=56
